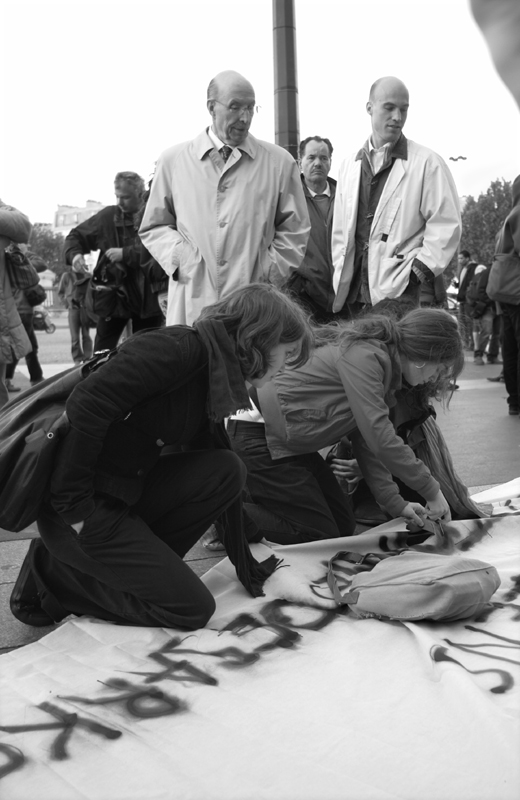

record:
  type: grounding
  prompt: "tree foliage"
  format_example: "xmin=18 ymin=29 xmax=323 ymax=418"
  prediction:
xmin=460 ymin=178 xmax=513 ymax=266
xmin=28 ymin=224 xmax=66 ymax=280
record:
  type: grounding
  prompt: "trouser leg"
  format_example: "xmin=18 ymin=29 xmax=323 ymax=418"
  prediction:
xmin=69 ymin=307 xmax=83 ymax=363
xmin=487 ymin=312 xmax=501 ymax=360
xmin=228 ymin=420 xmax=355 ymax=543
xmin=36 ymin=450 xmax=246 ymax=628
xmin=94 ymin=316 xmax=128 ymax=352
xmin=79 ymin=308 xmax=93 ymax=360
xmin=5 ymin=359 xmax=17 ymax=381
xmin=502 ymin=304 xmax=520 ymax=409
xmin=21 ymin=313 xmax=43 ymax=382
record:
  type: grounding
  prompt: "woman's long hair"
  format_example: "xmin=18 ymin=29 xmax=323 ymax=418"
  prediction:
xmin=315 ymin=306 xmax=465 ymax=402
xmin=197 ymin=283 xmax=314 ymax=379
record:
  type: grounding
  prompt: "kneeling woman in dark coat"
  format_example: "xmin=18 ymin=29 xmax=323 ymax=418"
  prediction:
xmin=11 ymin=285 xmax=313 ymax=630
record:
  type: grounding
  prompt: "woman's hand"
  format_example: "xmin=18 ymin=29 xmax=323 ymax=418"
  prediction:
xmin=401 ymin=502 xmax=428 ymax=527
xmin=70 ymin=520 xmax=84 ymax=535
xmin=424 ymin=490 xmax=451 ymax=521
xmin=329 ymin=457 xmax=362 ymax=491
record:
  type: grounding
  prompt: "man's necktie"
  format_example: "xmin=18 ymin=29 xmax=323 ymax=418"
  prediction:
xmin=220 ymin=145 xmax=233 ymax=162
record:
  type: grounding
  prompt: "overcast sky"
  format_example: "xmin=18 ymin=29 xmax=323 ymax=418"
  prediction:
xmin=1 ymin=0 xmax=519 ymax=224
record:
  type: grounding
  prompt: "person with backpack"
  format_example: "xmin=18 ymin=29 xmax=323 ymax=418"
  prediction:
xmin=10 ymin=284 xmax=313 ymax=630
xmin=58 ymin=264 xmax=94 ymax=365
xmin=4 ymin=278 xmax=45 ymax=390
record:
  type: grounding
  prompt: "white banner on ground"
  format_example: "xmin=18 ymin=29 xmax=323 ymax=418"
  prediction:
xmin=1 ymin=515 xmax=519 ymax=800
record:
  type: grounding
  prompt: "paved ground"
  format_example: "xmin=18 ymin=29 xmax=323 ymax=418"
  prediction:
xmin=1 ymin=341 xmax=518 ymax=655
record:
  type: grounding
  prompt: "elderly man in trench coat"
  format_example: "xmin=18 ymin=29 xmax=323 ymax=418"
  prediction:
xmin=139 ymin=70 xmax=310 ymax=325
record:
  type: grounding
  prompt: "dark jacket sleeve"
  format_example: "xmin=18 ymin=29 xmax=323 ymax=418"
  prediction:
xmin=50 ymin=328 xmax=206 ymax=523
xmin=64 ymin=214 xmax=102 ymax=264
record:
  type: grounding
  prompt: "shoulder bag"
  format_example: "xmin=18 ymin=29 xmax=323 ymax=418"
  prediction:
xmin=327 ymin=548 xmax=500 ymax=622
xmin=0 ymin=351 xmax=115 ymax=532
xmin=487 ymin=226 xmax=520 ymax=305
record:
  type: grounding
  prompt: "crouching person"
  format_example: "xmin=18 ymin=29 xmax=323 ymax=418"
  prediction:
xmin=10 ymin=284 xmax=313 ymax=629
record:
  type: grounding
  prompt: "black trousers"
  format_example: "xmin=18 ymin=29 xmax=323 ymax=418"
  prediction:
xmin=6 ymin=312 xmax=44 ymax=383
xmin=227 ymin=420 xmax=356 ymax=544
xmin=502 ymin=302 xmax=520 ymax=409
xmin=35 ymin=450 xmax=246 ymax=629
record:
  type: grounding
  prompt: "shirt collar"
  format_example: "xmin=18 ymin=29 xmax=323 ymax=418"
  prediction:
xmin=355 ymin=133 xmax=408 ymax=162
xmin=194 ymin=128 xmax=257 ymax=160
xmin=305 ymin=181 xmax=331 ymax=198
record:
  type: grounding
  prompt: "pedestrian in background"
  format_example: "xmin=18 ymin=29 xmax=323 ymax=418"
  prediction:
xmin=4 ymin=277 xmax=44 ymax=391
xmin=58 ymin=263 xmax=94 ymax=365
xmin=467 ymin=263 xmax=501 ymax=365
xmin=285 ymin=135 xmax=344 ymax=323
xmin=0 ymin=200 xmax=33 ymax=408
xmin=455 ymin=249 xmax=478 ymax=349
xmin=64 ymin=172 xmax=163 ymax=353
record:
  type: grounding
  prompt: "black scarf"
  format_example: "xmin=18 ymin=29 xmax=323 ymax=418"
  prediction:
xmin=194 ymin=317 xmax=281 ymax=596
xmin=194 ymin=318 xmax=252 ymax=421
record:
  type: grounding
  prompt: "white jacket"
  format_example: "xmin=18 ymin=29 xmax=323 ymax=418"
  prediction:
xmin=331 ymin=138 xmax=461 ymax=311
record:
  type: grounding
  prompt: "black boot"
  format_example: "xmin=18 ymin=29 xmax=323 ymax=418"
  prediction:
xmin=10 ymin=539 xmax=55 ymax=627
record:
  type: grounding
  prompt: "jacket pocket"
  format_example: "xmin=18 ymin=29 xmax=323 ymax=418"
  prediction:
xmin=177 ymin=239 xmax=203 ymax=284
xmin=378 ymin=255 xmax=411 ymax=298
xmin=379 ymin=198 xmax=402 ymax=238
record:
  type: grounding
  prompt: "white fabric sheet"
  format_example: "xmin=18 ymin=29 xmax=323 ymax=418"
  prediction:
xmin=1 ymin=514 xmax=519 ymax=800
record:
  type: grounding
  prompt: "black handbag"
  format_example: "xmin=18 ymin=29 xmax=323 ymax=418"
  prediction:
xmin=487 ymin=252 xmax=520 ymax=305
xmin=85 ymin=257 xmax=133 ymax=320
xmin=0 ymin=352 xmax=114 ymax=532
xmin=24 ymin=283 xmax=47 ymax=307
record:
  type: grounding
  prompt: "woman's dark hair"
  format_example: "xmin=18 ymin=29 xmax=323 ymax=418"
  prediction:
xmin=197 ymin=284 xmax=314 ymax=379
xmin=316 ymin=306 xmax=464 ymax=400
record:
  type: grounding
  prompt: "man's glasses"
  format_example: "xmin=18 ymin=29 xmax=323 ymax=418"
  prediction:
xmin=212 ymin=100 xmax=261 ymax=115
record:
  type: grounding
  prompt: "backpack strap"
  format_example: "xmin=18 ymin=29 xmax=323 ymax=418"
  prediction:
xmin=327 ymin=551 xmax=384 ymax=606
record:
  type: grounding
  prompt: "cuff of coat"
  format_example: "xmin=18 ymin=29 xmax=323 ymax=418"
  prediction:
xmin=411 ymin=258 xmax=434 ymax=284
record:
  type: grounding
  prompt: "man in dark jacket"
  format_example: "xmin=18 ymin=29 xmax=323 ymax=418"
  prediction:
xmin=455 ymin=249 xmax=478 ymax=348
xmin=285 ymin=136 xmax=345 ymax=322
xmin=64 ymin=172 xmax=163 ymax=352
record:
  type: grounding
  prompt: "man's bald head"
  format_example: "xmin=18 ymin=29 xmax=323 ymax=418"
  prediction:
xmin=207 ymin=70 xmax=256 ymax=147
xmin=207 ymin=70 xmax=255 ymax=101
xmin=367 ymin=76 xmax=409 ymax=148
xmin=369 ymin=76 xmax=409 ymax=102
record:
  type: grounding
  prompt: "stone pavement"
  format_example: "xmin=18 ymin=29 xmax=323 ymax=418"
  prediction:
xmin=1 ymin=354 xmax=518 ymax=655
